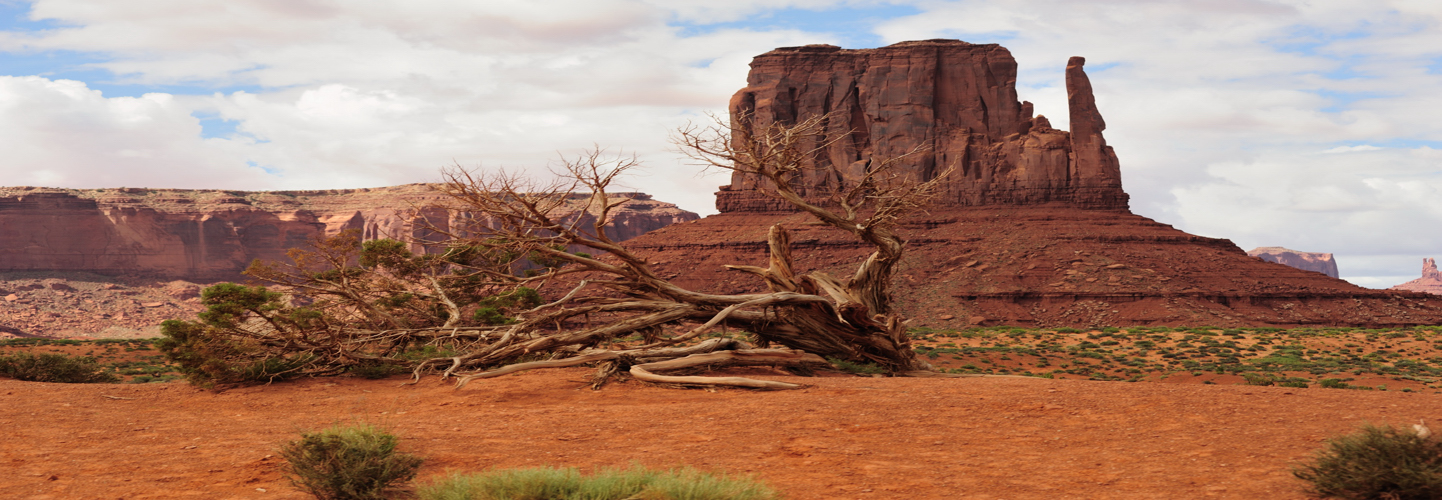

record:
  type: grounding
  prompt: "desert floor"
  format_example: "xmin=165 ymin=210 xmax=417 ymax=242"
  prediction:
xmin=3 ymin=367 xmax=1438 ymax=499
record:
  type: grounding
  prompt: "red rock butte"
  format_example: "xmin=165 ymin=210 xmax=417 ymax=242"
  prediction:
xmin=718 ymin=40 xmax=1125 ymax=213
xmin=1391 ymin=258 xmax=1442 ymax=296
xmin=0 ymin=184 xmax=697 ymax=281
xmin=625 ymin=39 xmax=1442 ymax=327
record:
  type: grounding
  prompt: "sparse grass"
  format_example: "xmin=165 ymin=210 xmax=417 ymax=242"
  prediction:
xmin=279 ymin=423 xmax=424 ymax=500
xmin=902 ymin=326 xmax=1442 ymax=390
xmin=418 ymin=465 xmax=780 ymax=500
xmin=1294 ymin=423 xmax=1442 ymax=500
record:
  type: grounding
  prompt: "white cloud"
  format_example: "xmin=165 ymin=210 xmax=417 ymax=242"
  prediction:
xmin=0 ymin=75 xmax=271 ymax=188
xmin=3 ymin=0 xmax=1442 ymax=288
xmin=0 ymin=1 xmax=831 ymax=211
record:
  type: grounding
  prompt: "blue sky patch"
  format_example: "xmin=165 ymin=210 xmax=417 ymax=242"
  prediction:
xmin=1331 ymin=139 xmax=1442 ymax=150
xmin=0 ymin=1 xmax=65 ymax=31
xmin=193 ymin=111 xmax=239 ymax=139
xmin=246 ymin=160 xmax=280 ymax=175
xmin=0 ymin=51 xmax=270 ymax=96
xmin=673 ymin=4 xmax=921 ymax=49
xmin=1311 ymin=88 xmax=1393 ymax=113
xmin=1265 ymin=25 xmax=1372 ymax=58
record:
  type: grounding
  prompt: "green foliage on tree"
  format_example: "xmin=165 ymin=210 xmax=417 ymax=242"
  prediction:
xmin=157 ymin=230 xmax=552 ymax=387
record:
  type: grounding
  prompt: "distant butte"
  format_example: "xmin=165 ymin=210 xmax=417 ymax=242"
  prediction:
xmin=622 ymin=39 xmax=1442 ymax=327
xmin=1391 ymin=258 xmax=1442 ymax=296
xmin=1247 ymin=247 xmax=1340 ymax=279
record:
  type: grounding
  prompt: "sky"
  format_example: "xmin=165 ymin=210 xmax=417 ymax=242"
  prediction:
xmin=1 ymin=0 xmax=1441 ymax=289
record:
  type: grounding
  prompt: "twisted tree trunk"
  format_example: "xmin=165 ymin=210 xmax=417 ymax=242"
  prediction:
xmin=726 ymin=224 xmax=931 ymax=372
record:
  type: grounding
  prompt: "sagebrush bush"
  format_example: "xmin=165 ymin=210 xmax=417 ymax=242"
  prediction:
xmin=418 ymin=465 xmax=779 ymax=500
xmin=0 ymin=352 xmax=118 ymax=383
xmin=1294 ymin=423 xmax=1442 ymax=500
xmin=280 ymin=424 xmax=424 ymax=500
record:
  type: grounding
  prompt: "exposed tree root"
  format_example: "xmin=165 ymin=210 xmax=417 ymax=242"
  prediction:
xmin=454 ymin=338 xmax=827 ymax=390
xmin=629 ymin=348 xmax=828 ymax=390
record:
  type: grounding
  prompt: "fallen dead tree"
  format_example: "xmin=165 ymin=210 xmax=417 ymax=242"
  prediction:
xmin=158 ymin=112 xmax=947 ymax=390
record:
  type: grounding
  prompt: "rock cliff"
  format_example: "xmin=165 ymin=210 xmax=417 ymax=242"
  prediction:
xmin=717 ymin=40 xmax=1127 ymax=213
xmin=1390 ymin=258 xmax=1442 ymax=295
xmin=0 ymin=185 xmax=697 ymax=281
xmin=1247 ymin=247 xmax=1340 ymax=278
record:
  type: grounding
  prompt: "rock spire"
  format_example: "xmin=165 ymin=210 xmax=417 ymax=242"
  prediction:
xmin=1391 ymin=258 xmax=1442 ymax=295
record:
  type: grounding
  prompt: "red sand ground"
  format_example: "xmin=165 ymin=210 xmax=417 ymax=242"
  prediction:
xmin=4 ymin=368 xmax=1439 ymax=499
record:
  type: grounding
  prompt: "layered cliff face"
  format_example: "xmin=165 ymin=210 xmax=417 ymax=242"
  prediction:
xmin=718 ymin=40 xmax=1127 ymax=213
xmin=1390 ymin=258 xmax=1442 ymax=295
xmin=1247 ymin=247 xmax=1340 ymax=279
xmin=0 ymin=185 xmax=697 ymax=281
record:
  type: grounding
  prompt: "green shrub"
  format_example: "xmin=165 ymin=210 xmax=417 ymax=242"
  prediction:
xmin=0 ymin=352 xmax=119 ymax=383
xmin=472 ymin=306 xmax=512 ymax=326
xmin=418 ymin=465 xmax=780 ymax=500
xmin=1294 ymin=423 xmax=1442 ymax=500
xmin=280 ymin=424 xmax=424 ymax=500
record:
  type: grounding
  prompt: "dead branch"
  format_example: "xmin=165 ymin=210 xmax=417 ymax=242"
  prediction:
xmin=164 ymin=115 xmax=950 ymax=390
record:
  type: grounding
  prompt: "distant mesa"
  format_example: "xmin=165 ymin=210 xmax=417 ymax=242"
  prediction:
xmin=0 ymin=184 xmax=698 ymax=281
xmin=1246 ymin=247 xmax=1339 ymax=279
xmin=1390 ymin=258 xmax=1442 ymax=295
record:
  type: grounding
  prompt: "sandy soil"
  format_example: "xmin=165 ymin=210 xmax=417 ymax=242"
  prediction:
xmin=4 ymin=368 xmax=1439 ymax=499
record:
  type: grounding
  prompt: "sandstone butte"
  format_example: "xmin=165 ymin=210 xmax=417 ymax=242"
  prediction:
xmin=1246 ymin=247 xmax=1340 ymax=279
xmin=1391 ymin=258 xmax=1442 ymax=295
xmin=0 ymin=184 xmax=697 ymax=281
xmin=619 ymin=39 xmax=1442 ymax=328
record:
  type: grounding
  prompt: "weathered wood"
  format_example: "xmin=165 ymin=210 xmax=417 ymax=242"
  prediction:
xmin=454 ymin=350 xmax=620 ymax=388
xmin=627 ymin=348 xmax=827 ymax=389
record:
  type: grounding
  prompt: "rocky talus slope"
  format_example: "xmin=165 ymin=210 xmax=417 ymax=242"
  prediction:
xmin=0 ymin=273 xmax=204 ymax=339
xmin=1246 ymin=247 xmax=1340 ymax=278
xmin=618 ymin=39 xmax=1442 ymax=327
xmin=0 ymin=184 xmax=697 ymax=281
